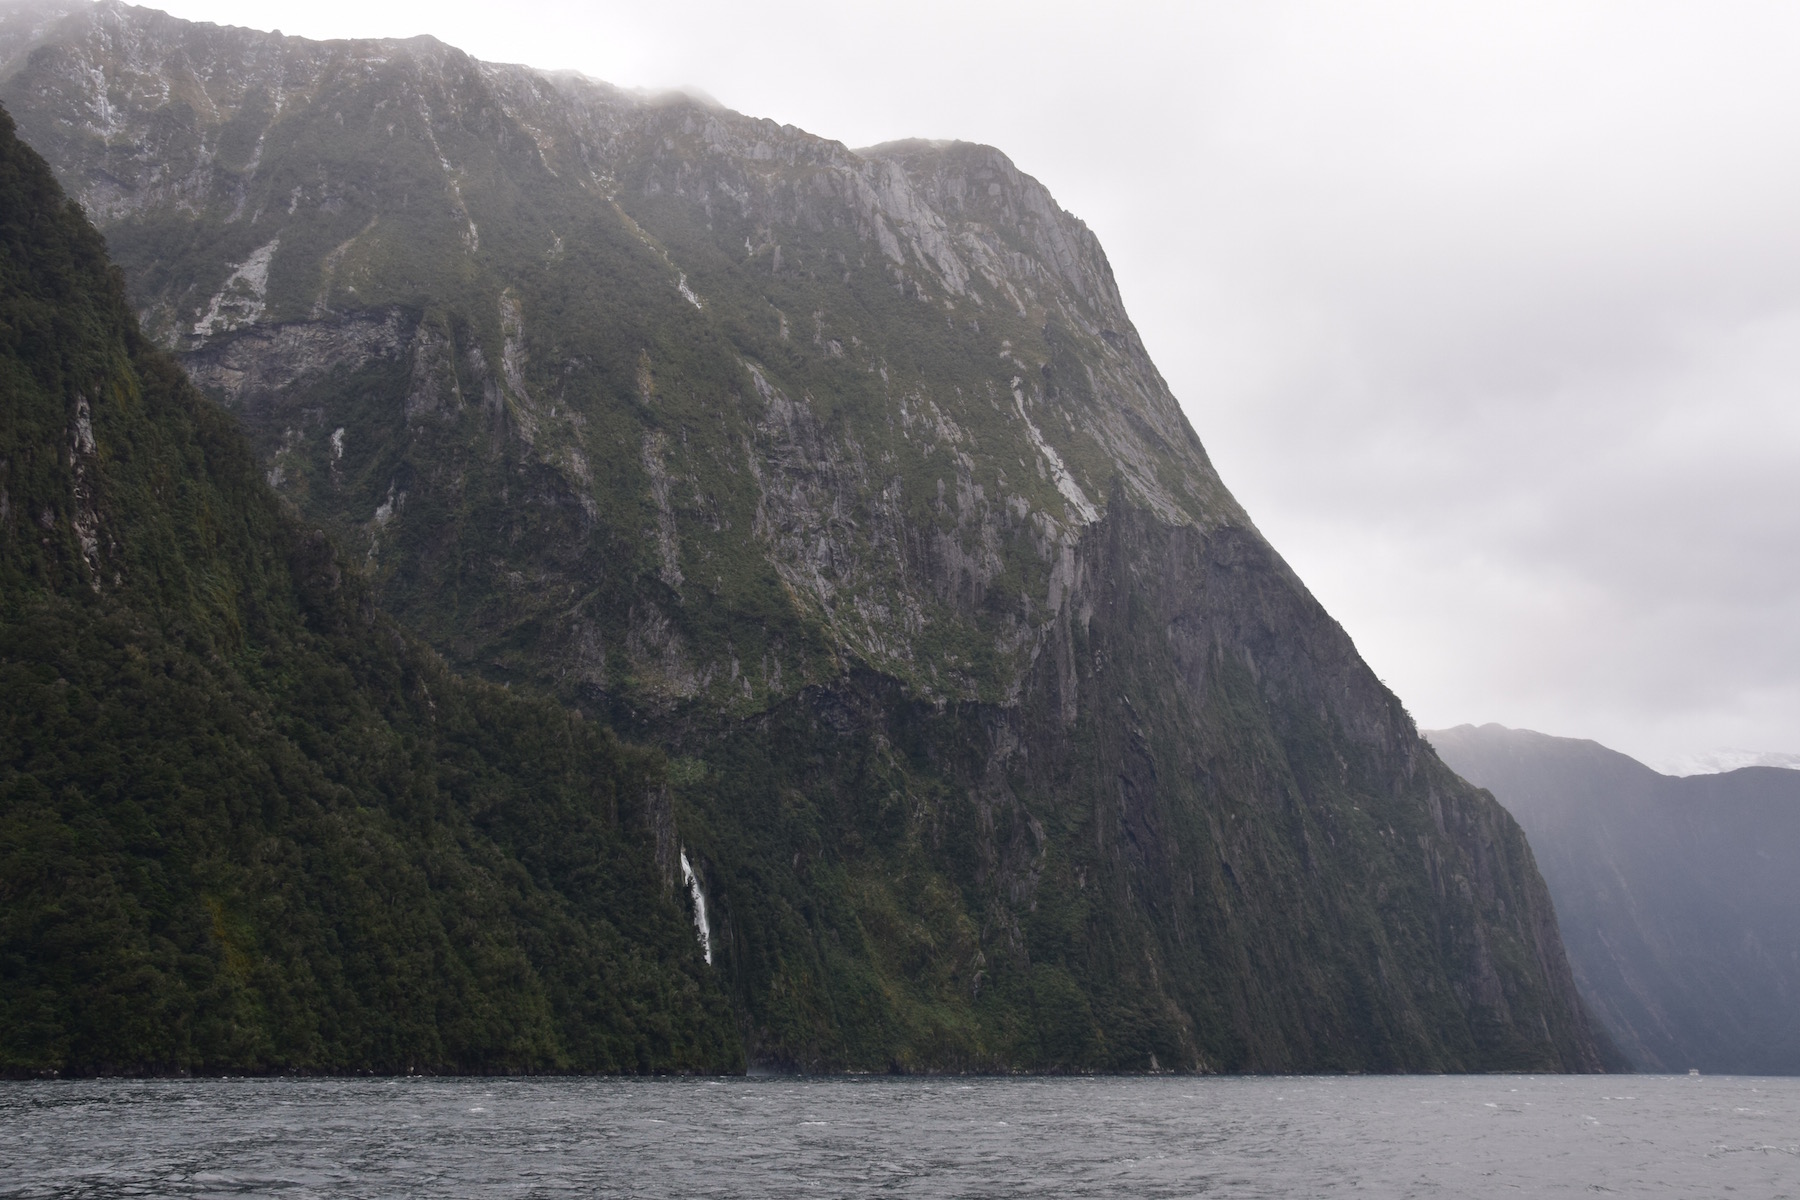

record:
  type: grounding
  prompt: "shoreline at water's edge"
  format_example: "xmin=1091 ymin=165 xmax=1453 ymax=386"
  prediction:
xmin=3 ymin=1065 xmax=1647 ymax=1082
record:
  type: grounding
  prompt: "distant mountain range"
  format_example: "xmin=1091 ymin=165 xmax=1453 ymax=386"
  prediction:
xmin=0 ymin=0 xmax=1608 ymax=1073
xmin=1428 ymin=724 xmax=1800 ymax=1074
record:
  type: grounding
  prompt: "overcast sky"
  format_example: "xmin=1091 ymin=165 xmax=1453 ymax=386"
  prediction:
xmin=143 ymin=0 xmax=1800 ymax=770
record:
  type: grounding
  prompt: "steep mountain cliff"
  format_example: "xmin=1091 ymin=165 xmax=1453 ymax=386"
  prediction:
xmin=1 ymin=0 xmax=1606 ymax=1072
xmin=1429 ymin=724 xmax=1800 ymax=1075
xmin=0 ymin=103 xmax=737 ymax=1075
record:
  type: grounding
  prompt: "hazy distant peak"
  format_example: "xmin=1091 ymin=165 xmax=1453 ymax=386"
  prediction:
xmin=1426 ymin=722 xmax=1635 ymax=760
xmin=1427 ymin=722 xmax=1800 ymax=781
xmin=1423 ymin=724 xmax=1664 ymax=793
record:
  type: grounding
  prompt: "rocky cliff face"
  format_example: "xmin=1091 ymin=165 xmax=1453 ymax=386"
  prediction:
xmin=1429 ymin=723 xmax=1800 ymax=1075
xmin=1 ymin=0 xmax=1606 ymax=1071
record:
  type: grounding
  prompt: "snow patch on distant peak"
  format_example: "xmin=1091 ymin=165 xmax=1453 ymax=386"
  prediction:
xmin=1656 ymin=748 xmax=1800 ymax=777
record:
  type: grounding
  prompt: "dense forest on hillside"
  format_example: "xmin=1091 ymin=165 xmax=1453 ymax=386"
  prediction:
xmin=0 ymin=105 xmax=739 ymax=1075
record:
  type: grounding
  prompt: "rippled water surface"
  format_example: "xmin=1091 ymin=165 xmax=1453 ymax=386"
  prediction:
xmin=2 ymin=1073 xmax=1796 ymax=1197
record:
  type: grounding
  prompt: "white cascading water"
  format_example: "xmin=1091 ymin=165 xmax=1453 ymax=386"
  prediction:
xmin=678 ymin=848 xmax=712 ymax=964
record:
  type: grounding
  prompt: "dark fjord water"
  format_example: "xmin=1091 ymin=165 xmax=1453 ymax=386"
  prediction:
xmin=2 ymin=1074 xmax=1794 ymax=1198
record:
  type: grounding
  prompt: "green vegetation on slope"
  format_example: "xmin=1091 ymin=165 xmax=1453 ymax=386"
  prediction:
xmin=0 ymin=104 xmax=739 ymax=1075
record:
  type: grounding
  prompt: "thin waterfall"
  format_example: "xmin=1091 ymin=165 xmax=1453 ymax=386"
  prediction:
xmin=679 ymin=847 xmax=712 ymax=964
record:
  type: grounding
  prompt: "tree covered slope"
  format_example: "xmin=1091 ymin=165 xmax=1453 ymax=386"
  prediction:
xmin=0 ymin=103 xmax=737 ymax=1075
